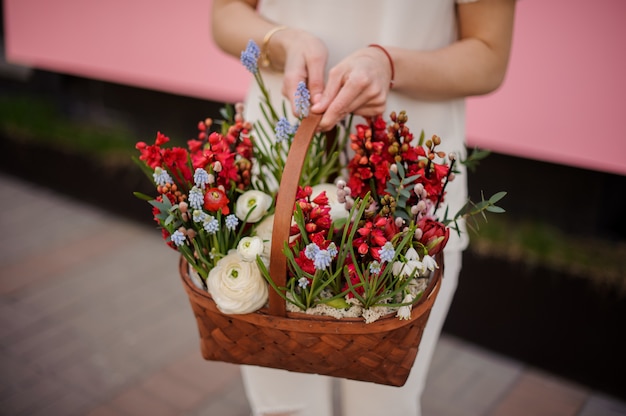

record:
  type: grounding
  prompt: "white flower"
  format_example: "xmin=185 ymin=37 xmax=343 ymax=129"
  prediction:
xmin=422 ymin=254 xmax=439 ymax=272
xmin=392 ymin=248 xmax=424 ymax=279
xmin=311 ymin=183 xmax=349 ymax=222
xmin=207 ymin=250 xmax=268 ymax=314
xmin=405 ymin=247 xmax=419 ymax=261
xmin=237 ymin=236 xmax=265 ymax=262
xmin=235 ymin=190 xmax=273 ymax=223
xmin=188 ymin=265 xmax=205 ymax=290
xmin=253 ymin=214 xmax=274 ymax=259
xmin=396 ymin=293 xmax=414 ymax=320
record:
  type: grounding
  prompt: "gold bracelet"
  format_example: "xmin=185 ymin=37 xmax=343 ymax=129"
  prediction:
xmin=260 ymin=25 xmax=288 ymax=69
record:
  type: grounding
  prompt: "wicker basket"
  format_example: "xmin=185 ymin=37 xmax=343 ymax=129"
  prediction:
xmin=179 ymin=113 xmax=443 ymax=387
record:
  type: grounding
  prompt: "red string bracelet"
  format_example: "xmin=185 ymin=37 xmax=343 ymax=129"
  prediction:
xmin=368 ymin=44 xmax=395 ymax=89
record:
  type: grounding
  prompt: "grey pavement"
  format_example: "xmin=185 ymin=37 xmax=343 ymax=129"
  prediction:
xmin=1 ymin=173 xmax=625 ymax=416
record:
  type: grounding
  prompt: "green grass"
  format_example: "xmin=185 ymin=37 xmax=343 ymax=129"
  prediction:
xmin=469 ymin=215 xmax=626 ymax=294
xmin=0 ymin=95 xmax=136 ymax=157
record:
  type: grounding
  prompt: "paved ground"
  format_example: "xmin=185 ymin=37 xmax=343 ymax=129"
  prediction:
xmin=1 ymin=172 xmax=625 ymax=416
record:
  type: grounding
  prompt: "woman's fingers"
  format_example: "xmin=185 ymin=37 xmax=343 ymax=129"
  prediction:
xmin=312 ymin=47 xmax=391 ymax=130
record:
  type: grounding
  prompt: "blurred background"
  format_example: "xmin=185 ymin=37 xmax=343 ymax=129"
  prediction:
xmin=1 ymin=0 xmax=625 ymax=415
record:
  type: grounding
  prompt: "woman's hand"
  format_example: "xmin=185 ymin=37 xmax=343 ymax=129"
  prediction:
xmin=310 ymin=46 xmax=393 ymax=131
xmin=269 ymin=28 xmax=328 ymax=118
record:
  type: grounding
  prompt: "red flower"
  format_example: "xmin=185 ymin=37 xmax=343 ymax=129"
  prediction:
xmin=187 ymin=139 xmax=204 ymax=154
xmin=136 ymin=132 xmax=171 ymax=169
xmin=352 ymin=217 xmax=389 ymax=261
xmin=161 ymin=228 xmax=177 ymax=250
xmin=294 ymin=251 xmax=316 ymax=276
xmin=236 ymin=136 xmax=253 ymax=160
xmin=204 ymin=188 xmax=230 ymax=215
xmin=162 ymin=147 xmax=192 ymax=184
xmin=312 ymin=191 xmax=328 ymax=206
xmin=215 ymin=151 xmax=238 ymax=185
xmin=342 ymin=264 xmax=364 ymax=298
xmin=417 ymin=217 xmax=449 ymax=255
xmin=413 ymin=163 xmax=449 ymax=203
xmin=290 ymin=187 xmax=332 ymax=241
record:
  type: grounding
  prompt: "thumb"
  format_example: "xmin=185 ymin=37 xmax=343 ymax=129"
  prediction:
xmin=306 ymin=73 xmax=325 ymax=112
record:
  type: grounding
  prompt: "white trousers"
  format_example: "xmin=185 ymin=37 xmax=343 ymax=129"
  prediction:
xmin=241 ymin=249 xmax=462 ymax=416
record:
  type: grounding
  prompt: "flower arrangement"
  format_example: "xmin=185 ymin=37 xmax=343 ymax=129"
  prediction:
xmin=134 ymin=40 xmax=505 ymax=322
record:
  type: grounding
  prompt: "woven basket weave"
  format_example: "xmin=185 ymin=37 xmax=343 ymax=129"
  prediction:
xmin=179 ymin=113 xmax=443 ymax=387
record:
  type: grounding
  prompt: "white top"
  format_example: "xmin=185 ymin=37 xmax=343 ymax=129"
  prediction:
xmin=244 ymin=0 xmax=475 ymax=251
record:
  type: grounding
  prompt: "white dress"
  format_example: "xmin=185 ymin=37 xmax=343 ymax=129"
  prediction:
xmin=242 ymin=1 xmax=473 ymax=415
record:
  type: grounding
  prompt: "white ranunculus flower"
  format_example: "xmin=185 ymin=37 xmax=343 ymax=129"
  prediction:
xmin=235 ymin=190 xmax=272 ymax=223
xmin=237 ymin=236 xmax=265 ymax=262
xmin=311 ymin=183 xmax=349 ymax=222
xmin=207 ymin=250 xmax=268 ymax=314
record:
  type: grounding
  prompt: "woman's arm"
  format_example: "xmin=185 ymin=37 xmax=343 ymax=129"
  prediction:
xmin=311 ymin=0 xmax=516 ymax=130
xmin=212 ymin=0 xmax=516 ymax=130
xmin=211 ymin=0 xmax=328 ymax=112
xmin=392 ymin=0 xmax=516 ymax=99
xmin=211 ymin=0 xmax=268 ymax=59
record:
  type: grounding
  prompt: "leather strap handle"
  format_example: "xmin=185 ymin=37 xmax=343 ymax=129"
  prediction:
xmin=268 ymin=113 xmax=322 ymax=316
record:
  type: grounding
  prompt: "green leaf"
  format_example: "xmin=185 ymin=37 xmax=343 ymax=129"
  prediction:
xmin=164 ymin=214 xmax=176 ymax=226
xmin=148 ymin=197 xmax=172 ymax=212
xmin=489 ymin=191 xmax=507 ymax=203
xmin=418 ymin=129 xmax=425 ymax=146
xmin=133 ymin=191 xmax=154 ymax=201
xmin=396 ymin=162 xmax=406 ymax=177
xmin=403 ymin=174 xmax=421 ymax=184
xmin=389 ymin=178 xmax=401 ymax=187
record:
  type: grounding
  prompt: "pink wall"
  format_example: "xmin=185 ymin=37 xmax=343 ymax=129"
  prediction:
xmin=466 ymin=0 xmax=626 ymax=176
xmin=3 ymin=0 xmax=251 ymax=103
xmin=4 ymin=0 xmax=626 ymax=176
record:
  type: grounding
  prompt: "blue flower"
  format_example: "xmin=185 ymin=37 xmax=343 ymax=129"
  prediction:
xmin=153 ymin=167 xmax=173 ymax=186
xmin=298 ymin=277 xmax=310 ymax=289
xmin=194 ymin=168 xmax=211 ymax=188
xmin=275 ymin=117 xmax=296 ymax=143
xmin=304 ymin=243 xmax=320 ymax=260
xmin=327 ymin=242 xmax=338 ymax=258
xmin=314 ymin=249 xmax=332 ymax=271
xmin=193 ymin=209 xmax=207 ymax=223
xmin=188 ymin=186 xmax=204 ymax=210
xmin=225 ymin=214 xmax=239 ymax=231
xmin=378 ymin=242 xmax=395 ymax=263
xmin=171 ymin=230 xmax=186 ymax=246
xmin=294 ymin=81 xmax=311 ymax=118
xmin=369 ymin=261 xmax=382 ymax=275
xmin=203 ymin=216 xmax=219 ymax=234
xmin=240 ymin=40 xmax=260 ymax=74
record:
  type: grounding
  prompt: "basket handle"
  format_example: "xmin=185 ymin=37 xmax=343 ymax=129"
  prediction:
xmin=268 ymin=113 xmax=323 ymax=316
